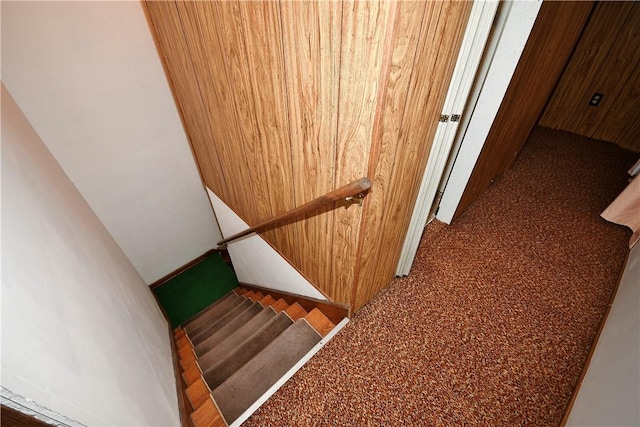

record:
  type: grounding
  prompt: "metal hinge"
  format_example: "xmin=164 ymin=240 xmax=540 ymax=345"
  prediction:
xmin=451 ymin=114 xmax=461 ymax=122
xmin=439 ymin=114 xmax=449 ymax=123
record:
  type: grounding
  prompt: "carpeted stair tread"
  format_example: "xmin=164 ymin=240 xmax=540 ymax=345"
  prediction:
xmin=197 ymin=308 xmax=277 ymax=370
xmin=194 ymin=302 xmax=263 ymax=357
xmin=191 ymin=396 xmax=226 ymax=427
xmin=211 ymin=319 xmax=322 ymax=424
xmin=190 ymin=299 xmax=254 ymax=345
xmin=202 ymin=312 xmax=294 ymax=388
xmin=184 ymin=292 xmax=240 ymax=333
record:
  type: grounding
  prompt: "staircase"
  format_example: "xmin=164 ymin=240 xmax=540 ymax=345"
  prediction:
xmin=173 ymin=286 xmax=347 ymax=426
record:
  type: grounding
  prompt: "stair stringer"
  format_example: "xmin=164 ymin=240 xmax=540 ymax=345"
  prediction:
xmin=207 ymin=188 xmax=327 ymax=301
xmin=229 ymin=317 xmax=350 ymax=427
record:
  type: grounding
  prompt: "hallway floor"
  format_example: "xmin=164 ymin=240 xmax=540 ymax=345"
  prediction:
xmin=245 ymin=127 xmax=636 ymax=426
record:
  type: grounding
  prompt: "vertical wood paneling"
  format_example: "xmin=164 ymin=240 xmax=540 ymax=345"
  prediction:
xmin=354 ymin=1 xmax=473 ymax=310
xmin=540 ymin=2 xmax=640 ymax=153
xmin=144 ymin=0 xmax=473 ymax=310
xmin=236 ymin=1 xmax=299 ymax=261
xmin=334 ymin=0 xmax=394 ymax=303
xmin=172 ymin=1 xmax=259 ymax=224
xmin=143 ymin=1 xmax=230 ymax=205
xmin=454 ymin=1 xmax=594 ymax=222
xmin=280 ymin=1 xmax=342 ymax=297
xmin=594 ymin=65 xmax=640 ymax=151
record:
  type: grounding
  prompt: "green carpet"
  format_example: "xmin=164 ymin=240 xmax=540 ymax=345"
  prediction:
xmin=154 ymin=252 xmax=238 ymax=327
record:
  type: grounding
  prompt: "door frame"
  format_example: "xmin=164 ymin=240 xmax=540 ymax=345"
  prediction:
xmin=396 ymin=0 xmax=543 ymax=276
xmin=435 ymin=0 xmax=543 ymax=225
xmin=396 ymin=0 xmax=499 ymax=276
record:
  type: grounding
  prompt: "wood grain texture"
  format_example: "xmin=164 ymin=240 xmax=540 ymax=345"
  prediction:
xmin=354 ymin=1 xmax=473 ymax=310
xmin=145 ymin=1 xmax=472 ymax=311
xmin=333 ymin=0 xmax=394 ymax=304
xmin=176 ymin=1 xmax=265 ymax=226
xmin=239 ymin=283 xmax=349 ymax=325
xmin=454 ymin=1 xmax=595 ymax=221
xmin=143 ymin=1 xmax=230 ymax=205
xmin=218 ymin=178 xmax=370 ymax=245
xmin=540 ymin=2 xmax=640 ymax=152
xmin=280 ymin=1 xmax=342 ymax=296
xmin=1 ymin=406 xmax=51 ymax=427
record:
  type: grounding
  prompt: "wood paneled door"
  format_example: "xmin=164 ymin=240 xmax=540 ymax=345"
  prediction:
xmin=144 ymin=0 xmax=472 ymax=312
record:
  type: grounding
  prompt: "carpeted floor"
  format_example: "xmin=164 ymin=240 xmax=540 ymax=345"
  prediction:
xmin=154 ymin=252 xmax=237 ymax=327
xmin=244 ymin=127 xmax=636 ymax=426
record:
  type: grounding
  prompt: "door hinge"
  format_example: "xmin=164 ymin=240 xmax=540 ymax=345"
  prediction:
xmin=439 ymin=114 xmax=449 ymax=123
xmin=451 ymin=114 xmax=461 ymax=122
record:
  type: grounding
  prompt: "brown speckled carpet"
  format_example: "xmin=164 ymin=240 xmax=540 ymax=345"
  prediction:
xmin=245 ymin=127 xmax=635 ymax=426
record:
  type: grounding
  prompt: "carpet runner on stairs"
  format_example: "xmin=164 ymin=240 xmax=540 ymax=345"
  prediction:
xmin=173 ymin=287 xmax=342 ymax=426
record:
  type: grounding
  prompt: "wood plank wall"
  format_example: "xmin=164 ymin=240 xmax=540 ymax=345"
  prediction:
xmin=452 ymin=1 xmax=595 ymax=222
xmin=540 ymin=2 xmax=640 ymax=153
xmin=143 ymin=1 xmax=471 ymax=312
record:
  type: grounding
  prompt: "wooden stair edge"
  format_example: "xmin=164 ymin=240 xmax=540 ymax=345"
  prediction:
xmin=284 ymin=302 xmax=308 ymax=321
xmin=186 ymin=378 xmax=212 ymax=411
xmin=237 ymin=283 xmax=350 ymax=324
xmin=191 ymin=396 xmax=228 ymax=427
xmin=167 ymin=321 xmax=196 ymax=427
xmin=304 ymin=308 xmax=336 ymax=337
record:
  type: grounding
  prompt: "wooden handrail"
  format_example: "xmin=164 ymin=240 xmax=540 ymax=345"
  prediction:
xmin=217 ymin=177 xmax=371 ymax=246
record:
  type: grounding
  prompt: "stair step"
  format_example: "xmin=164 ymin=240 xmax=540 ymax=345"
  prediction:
xmin=184 ymin=293 xmax=240 ymax=333
xmin=284 ymin=302 xmax=307 ymax=321
xmin=178 ymin=343 xmax=195 ymax=360
xmin=191 ymin=396 xmax=226 ymax=427
xmin=304 ymin=308 xmax=336 ymax=337
xmin=259 ymin=294 xmax=277 ymax=307
xmin=202 ymin=312 xmax=293 ymax=388
xmin=194 ymin=302 xmax=263 ymax=357
xmin=186 ymin=377 xmax=211 ymax=411
xmin=211 ymin=319 xmax=322 ymax=424
xmin=233 ymin=287 xmax=248 ymax=296
xmin=176 ymin=335 xmax=193 ymax=352
xmin=271 ymin=298 xmax=289 ymax=313
xmin=244 ymin=291 xmax=264 ymax=302
xmin=183 ymin=363 xmax=203 ymax=387
xmin=180 ymin=353 xmax=198 ymax=372
xmin=190 ymin=299 xmax=254 ymax=345
xmin=174 ymin=328 xmax=186 ymax=339
xmin=197 ymin=308 xmax=277 ymax=370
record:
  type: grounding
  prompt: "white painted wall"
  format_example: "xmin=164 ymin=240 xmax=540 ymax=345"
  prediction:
xmin=208 ymin=189 xmax=327 ymax=301
xmin=565 ymin=244 xmax=640 ymax=426
xmin=1 ymin=1 xmax=222 ymax=283
xmin=437 ymin=0 xmax=543 ymax=224
xmin=1 ymin=84 xmax=180 ymax=426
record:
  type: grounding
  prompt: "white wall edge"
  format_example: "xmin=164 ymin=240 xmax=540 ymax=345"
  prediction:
xmin=230 ymin=317 xmax=350 ymax=427
xmin=1 ymin=387 xmax=85 ymax=427
xmin=436 ymin=0 xmax=543 ymax=224
xmin=207 ymin=188 xmax=327 ymax=301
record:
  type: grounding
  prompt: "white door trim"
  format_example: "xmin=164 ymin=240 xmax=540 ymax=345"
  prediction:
xmin=436 ymin=0 xmax=543 ymax=225
xmin=396 ymin=0 xmax=500 ymax=276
